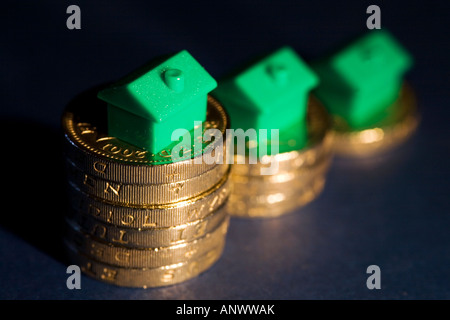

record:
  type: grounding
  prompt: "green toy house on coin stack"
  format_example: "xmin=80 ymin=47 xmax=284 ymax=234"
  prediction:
xmin=98 ymin=50 xmax=217 ymax=155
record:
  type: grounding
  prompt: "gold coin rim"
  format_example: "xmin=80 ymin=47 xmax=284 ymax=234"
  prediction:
xmin=67 ymin=201 xmax=229 ymax=248
xmin=62 ymin=94 xmax=229 ymax=165
xmin=65 ymin=240 xmax=225 ymax=288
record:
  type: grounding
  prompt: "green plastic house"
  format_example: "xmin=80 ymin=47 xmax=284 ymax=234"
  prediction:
xmin=312 ymin=30 xmax=413 ymax=129
xmin=97 ymin=50 xmax=217 ymax=154
xmin=213 ymin=46 xmax=319 ymax=149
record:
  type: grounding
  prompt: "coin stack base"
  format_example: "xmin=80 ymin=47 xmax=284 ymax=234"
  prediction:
xmin=62 ymin=92 xmax=231 ymax=288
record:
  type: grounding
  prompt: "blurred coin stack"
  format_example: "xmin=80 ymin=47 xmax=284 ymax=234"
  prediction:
xmin=227 ymin=97 xmax=333 ymax=218
xmin=312 ymin=30 xmax=418 ymax=157
xmin=62 ymin=51 xmax=231 ymax=288
xmin=213 ymin=47 xmax=333 ymax=218
xmin=330 ymin=83 xmax=418 ymax=156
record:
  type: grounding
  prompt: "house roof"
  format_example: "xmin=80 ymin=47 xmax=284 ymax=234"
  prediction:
xmin=213 ymin=46 xmax=318 ymax=113
xmin=324 ymin=30 xmax=413 ymax=91
xmin=97 ymin=50 xmax=217 ymax=122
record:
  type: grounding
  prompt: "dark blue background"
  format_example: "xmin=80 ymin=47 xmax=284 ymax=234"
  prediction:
xmin=1 ymin=0 xmax=449 ymax=299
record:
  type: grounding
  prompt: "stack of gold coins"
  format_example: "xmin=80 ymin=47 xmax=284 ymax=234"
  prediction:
xmin=330 ymin=83 xmax=419 ymax=157
xmin=227 ymin=97 xmax=333 ymax=218
xmin=62 ymin=90 xmax=231 ymax=288
xmin=311 ymin=31 xmax=418 ymax=158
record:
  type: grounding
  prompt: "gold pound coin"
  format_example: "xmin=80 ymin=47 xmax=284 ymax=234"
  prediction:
xmin=65 ymin=241 xmax=225 ymax=288
xmin=67 ymin=202 xmax=228 ymax=248
xmin=228 ymin=176 xmax=325 ymax=218
xmin=231 ymin=155 xmax=331 ymax=196
xmin=66 ymin=159 xmax=230 ymax=205
xmin=66 ymin=176 xmax=231 ymax=228
xmin=331 ymin=83 xmax=419 ymax=157
xmin=65 ymin=217 xmax=229 ymax=268
xmin=62 ymin=92 xmax=230 ymax=181
xmin=63 ymin=140 xmax=228 ymax=185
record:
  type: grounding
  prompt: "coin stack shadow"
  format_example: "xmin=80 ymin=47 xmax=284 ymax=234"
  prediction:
xmin=62 ymin=94 xmax=231 ymax=288
xmin=227 ymin=97 xmax=334 ymax=218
